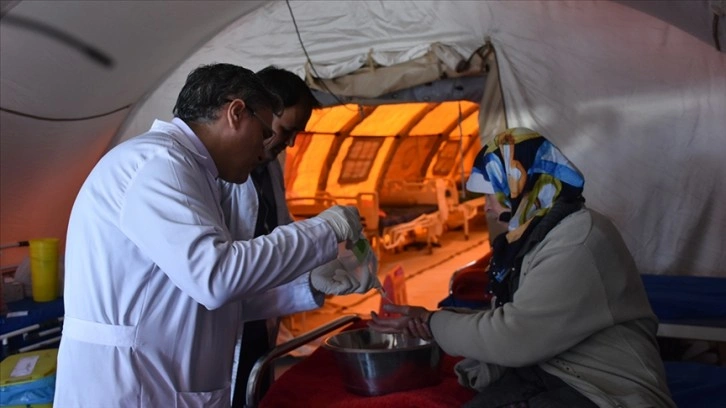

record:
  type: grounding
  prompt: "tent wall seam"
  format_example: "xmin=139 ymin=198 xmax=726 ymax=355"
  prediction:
xmin=0 ymin=105 xmax=131 ymax=122
xmin=489 ymin=42 xmax=509 ymax=130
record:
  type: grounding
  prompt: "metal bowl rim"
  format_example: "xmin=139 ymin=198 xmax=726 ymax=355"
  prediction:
xmin=322 ymin=328 xmax=437 ymax=353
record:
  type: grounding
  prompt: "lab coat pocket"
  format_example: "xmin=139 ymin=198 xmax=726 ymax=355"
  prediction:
xmin=175 ymin=385 xmax=231 ymax=408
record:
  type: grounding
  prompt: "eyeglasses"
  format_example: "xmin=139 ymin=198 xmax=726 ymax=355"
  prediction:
xmin=248 ymin=109 xmax=276 ymax=141
xmin=225 ymin=98 xmax=277 ymax=141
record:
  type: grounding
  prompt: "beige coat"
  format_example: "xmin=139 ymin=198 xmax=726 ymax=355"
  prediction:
xmin=430 ymin=209 xmax=675 ymax=408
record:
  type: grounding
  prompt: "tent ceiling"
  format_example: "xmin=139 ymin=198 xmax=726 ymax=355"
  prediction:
xmin=305 ymin=102 xmax=480 ymax=138
xmin=304 ymin=104 xmax=362 ymax=134
xmin=350 ymin=103 xmax=433 ymax=137
xmin=0 ymin=1 xmax=264 ymax=118
xmin=410 ymin=101 xmax=478 ymax=136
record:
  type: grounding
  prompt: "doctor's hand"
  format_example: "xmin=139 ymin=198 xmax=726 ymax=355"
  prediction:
xmin=310 ymin=259 xmax=367 ymax=295
xmin=317 ymin=205 xmax=362 ymax=243
xmin=368 ymin=304 xmax=435 ymax=340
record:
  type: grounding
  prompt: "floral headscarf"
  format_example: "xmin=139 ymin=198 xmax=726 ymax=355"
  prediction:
xmin=467 ymin=128 xmax=585 ymax=242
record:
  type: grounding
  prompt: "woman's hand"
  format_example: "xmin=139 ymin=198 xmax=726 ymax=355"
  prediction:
xmin=368 ymin=304 xmax=435 ymax=340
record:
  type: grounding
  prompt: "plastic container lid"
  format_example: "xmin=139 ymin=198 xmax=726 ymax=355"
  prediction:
xmin=0 ymin=349 xmax=58 ymax=386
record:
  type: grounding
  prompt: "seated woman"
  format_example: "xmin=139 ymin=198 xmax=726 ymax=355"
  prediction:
xmin=370 ymin=128 xmax=675 ymax=408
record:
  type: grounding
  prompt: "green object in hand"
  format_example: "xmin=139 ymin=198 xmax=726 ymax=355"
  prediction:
xmin=351 ymin=237 xmax=391 ymax=302
xmin=351 ymin=238 xmax=370 ymax=263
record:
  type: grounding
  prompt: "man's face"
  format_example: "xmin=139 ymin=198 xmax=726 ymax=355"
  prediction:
xmin=221 ymin=102 xmax=274 ymax=184
xmin=261 ymin=103 xmax=311 ymax=163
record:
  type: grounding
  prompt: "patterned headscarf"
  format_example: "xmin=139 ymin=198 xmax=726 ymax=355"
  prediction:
xmin=467 ymin=128 xmax=585 ymax=242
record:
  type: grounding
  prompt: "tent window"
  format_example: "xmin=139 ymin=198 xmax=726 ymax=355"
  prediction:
xmin=432 ymin=140 xmax=460 ymax=176
xmin=338 ymin=138 xmax=383 ymax=184
xmin=385 ymin=136 xmax=438 ymax=181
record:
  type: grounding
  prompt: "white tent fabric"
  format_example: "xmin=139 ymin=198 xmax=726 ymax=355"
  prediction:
xmin=0 ymin=0 xmax=264 ymax=265
xmin=493 ymin=2 xmax=726 ymax=277
xmin=1 ymin=0 xmax=725 ymax=277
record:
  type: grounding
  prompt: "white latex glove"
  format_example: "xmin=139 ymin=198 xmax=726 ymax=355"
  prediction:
xmin=310 ymin=259 xmax=362 ymax=295
xmin=317 ymin=205 xmax=362 ymax=243
xmin=341 ymin=247 xmax=378 ymax=294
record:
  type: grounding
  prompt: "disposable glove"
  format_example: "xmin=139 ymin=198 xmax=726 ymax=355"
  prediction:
xmin=310 ymin=242 xmax=380 ymax=296
xmin=339 ymin=240 xmax=379 ymax=295
xmin=310 ymin=259 xmax=362 ymax=295
xmin=317 ymin=205 xmax=362 ymax=244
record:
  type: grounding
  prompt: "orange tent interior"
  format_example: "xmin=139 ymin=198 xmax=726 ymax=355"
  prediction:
xmin=283 ymin=101 xmax=484 ymax=254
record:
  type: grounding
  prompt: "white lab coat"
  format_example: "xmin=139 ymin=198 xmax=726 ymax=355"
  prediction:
xmin=54 ymin=120 xmax=337 ymax=407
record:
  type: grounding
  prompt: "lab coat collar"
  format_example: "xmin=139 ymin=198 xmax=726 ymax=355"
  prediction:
xmin=149 ymin=118 xmax=219 ymax=179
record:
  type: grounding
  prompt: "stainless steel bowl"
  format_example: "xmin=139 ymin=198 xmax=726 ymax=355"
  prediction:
xmin=322 ymin=328 xmax=442 ymax=396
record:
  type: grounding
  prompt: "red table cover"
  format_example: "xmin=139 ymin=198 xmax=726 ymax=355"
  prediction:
xmin=260 ymin=322 xmax=476 ymax=408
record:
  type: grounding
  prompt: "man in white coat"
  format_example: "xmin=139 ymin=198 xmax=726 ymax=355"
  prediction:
xmin=222 ymin=67 xmax=376 ymax=406
xmin=54 ymin=63 xmax=363 ymax=407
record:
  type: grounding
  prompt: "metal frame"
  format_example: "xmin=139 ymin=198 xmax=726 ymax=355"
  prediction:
xmin=245 ymin=314 xmax=361 ymax=408
xmin=657 ymin=319 xmax=726 ymax=342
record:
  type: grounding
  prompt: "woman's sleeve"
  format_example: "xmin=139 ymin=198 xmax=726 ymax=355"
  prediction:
xmin=430 ymin=243 xmax=613 ymax=367
xmin=453 ymin=358 xmax=508 ymax=391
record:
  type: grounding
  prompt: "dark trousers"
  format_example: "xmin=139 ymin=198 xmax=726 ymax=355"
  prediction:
xmin=462 ymin=366 xmax=598 ymax=408
xmin=232 ymin=319 xmax=271 ymax=408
